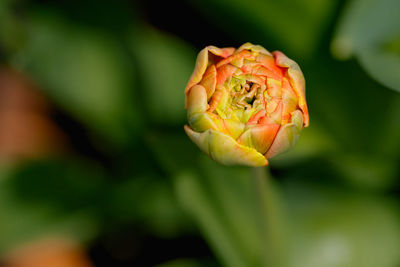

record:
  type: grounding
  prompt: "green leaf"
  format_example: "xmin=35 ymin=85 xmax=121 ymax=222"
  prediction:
xmin=130 ymin=26 xmax=196 ymax=125
xmin=145 ymin=130 xmax=200 ymax=174
xmin=174 ymin=170 xmax=250 ymax=267
xmin=284 ymin=182 xmax=400 ymax=267
xmin=107 ymin=174 xmax=190 ymax=237
xmin=11 ymin=9 xmax=142 ymax=144
xmin=0 ymin=159 xmax=103 ymax=255
xmin=332 ymin=0 xmax=400 ymax=92
xmin=0 ymin=0 xmax=25 ymax=55
xmin=154 ymin=258 xmax=204 ymax=267
xmin=174 ymin=157 xmax=287 ymax=267
xmin=188 ymin=0 xmax=337 ymax=58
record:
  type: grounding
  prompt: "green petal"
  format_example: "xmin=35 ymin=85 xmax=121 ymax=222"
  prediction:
xmin=189 ymin=112 xmax=219 ymax=132
xmin=184 ymin=126 xmax=267 ymax=166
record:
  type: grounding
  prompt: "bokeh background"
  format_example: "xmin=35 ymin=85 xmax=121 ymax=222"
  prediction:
xmin=0 ymin=0 xmax=400 ymax=266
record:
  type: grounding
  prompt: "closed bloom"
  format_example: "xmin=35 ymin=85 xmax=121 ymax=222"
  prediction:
xmin=184 ymin=43 xmax=309 ymax=166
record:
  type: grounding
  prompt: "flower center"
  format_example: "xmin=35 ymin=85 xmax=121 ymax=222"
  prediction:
xmin=210 ymin=76 xmax=268 ymax=123
xmin=229 ymin=77 xmax=267 ymax=111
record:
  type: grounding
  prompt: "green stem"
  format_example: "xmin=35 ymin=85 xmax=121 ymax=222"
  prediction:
xmin=253 ymin=167 xmax=286 ymax=267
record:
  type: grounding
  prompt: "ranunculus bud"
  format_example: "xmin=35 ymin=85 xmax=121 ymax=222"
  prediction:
xmin=184 ymin=43 xmax=309 ymax=166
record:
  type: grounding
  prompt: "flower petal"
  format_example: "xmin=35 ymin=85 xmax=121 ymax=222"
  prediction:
xmin=273 ymin=51 xmax=309 ymax=127
xmin=185 ymin=46 xmax=235 ymax=107
xmin=234 ymin=74 xmax=265 ymax=86
xmin=264 ymin=110 xmax=304 ymax=159
xmin=236 ymin=42 xmax=272 ymax=56
xmin=255 ymin=53 xmax=284 ymax=80
xmin=199 ymin=65 xmax=217 ymax=100
xmin=184 ymin=125 xmax=267 ymax=166
xmin=221 ymin=119 xmax=245 ymax=139
xmin=189 ymin=112 xmax=219 ymax=132
xmin=216 ymin=64 xmax=238 ymax=85
xmin=247 ymin=110 xmax=266 ymax=125
xmin=266 ymin=78 xmax=282 ymax=97
xmin=187 ymin=85 xmax=208 ymax=117
xmin=237 ymin=123 xmax=280 ymax=154
xmin=281 ymin=78 xmax=298 ymax=124
xmin=264 ymin=101 xmax=283 ymax=125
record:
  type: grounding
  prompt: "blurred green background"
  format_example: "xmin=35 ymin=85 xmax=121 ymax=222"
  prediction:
xmin=0 ymin=0 xmax=399 ymax=266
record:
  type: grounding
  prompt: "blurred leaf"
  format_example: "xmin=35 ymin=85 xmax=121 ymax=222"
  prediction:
xmin=284 ymin=182 xmax=400 ymax=267
xmin=188 ymin=0 xmax=337 ymax=58
xmin=107 ymin=174 xmax=190 ymax=237
xmin=11 ymin=9 xmax=142 ymax=144
xmin=174 ymin=157 xmax=287 ymax=267
xmin=146 ymin=130 xmax=200 ymax=174
xmin=0 ymin=160 xmax=103 ymax=255
xmin=331 ymin=153 xmax=398 ymax=190
xmin=155 ymin=258 xmax=204 ymax=267
xmin=375 ymin=95 xmax=400 ymax=157
xmin=332 ymin=0 xmax=400 ymax=92
xmin=174 ymin=170 xmax=249 ymax=267
xmin=270 ymin=119 xmax=339 ymax=166
xmin=303 ymin=56 xmax=400 ymax=189
xmin=0 ymin=0 xmax=25 ymax=55
xmin=305 ymin=55 xmax=396 ymax=151
xmin=130 ymin=26 xmax=196 ymax=125
xmin=7 ymin=159 xmax=107 ymax=211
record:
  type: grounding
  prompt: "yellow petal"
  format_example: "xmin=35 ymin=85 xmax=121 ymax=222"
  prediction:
xmin=189 ymin=112 xmax=219 ymax=132
xmin=199 ymin=65 xmax=217 ymax=100
xmin=221 ymin=119 xmax=245 ymax=139
xmin=236 ymin=42 xmax=272 ymax=56
xmin=187 ymin=85 xmax=208 ymax=117
xmin=267 ymin=78 xmax=282 ymax=97
xmin=184 ymin=126 xmax=267 ymax=166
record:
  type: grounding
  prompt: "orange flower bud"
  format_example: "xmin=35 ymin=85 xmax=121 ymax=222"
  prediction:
xmin=185 ymin=43 xmax=309 ymax=166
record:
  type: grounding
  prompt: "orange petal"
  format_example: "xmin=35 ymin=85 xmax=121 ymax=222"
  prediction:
xmin=266 ymin=97 xmax=280 ymax=114
xmin=256 ymin=53 xmax=283 ymax=80
xmin=216 ymin=64 xmax=238 ymax=85
xmin=237 ymin=123 xmax=280 ymax=154
xmin=234 ymin=74 xmax=265 ymax=86
xmin=208 ymin=85 xmax=228 ymax=113
xmin=199 ymin=65 xmax=217 ymax=100
xmin=185 ymin=46 xmax=235 ymax=107
xmin=251 ymin=65 xmax=281 ymax=81
xmin=264 ymin=110 xmax=304 ymax=159
xmin=263 ymin=101 xmax=282 ymax=125
xmin=216 ymin=49 xmax=254 ymax=68
xmin=247 ymin=110 xmax=266 ymax=125
xmin=273 ymin=51 xmax=309 ymax=127
xmin=281 ymin=78 xmax=298 ymax=124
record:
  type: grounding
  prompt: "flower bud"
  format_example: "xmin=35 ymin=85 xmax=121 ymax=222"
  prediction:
xmin=184 ymin=43 xmax=309 ymax=166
